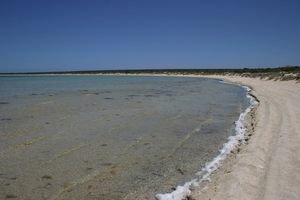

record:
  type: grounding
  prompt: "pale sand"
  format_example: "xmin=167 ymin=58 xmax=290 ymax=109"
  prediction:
xmin=190 ymin=75 xmax=300 ymax=200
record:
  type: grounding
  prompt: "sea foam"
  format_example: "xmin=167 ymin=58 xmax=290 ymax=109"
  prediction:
xmin=155 ymin=83 xmax=258 ymax=200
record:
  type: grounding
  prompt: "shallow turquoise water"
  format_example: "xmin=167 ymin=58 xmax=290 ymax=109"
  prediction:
xmin=0 ymin=75 xmax=249 ymax=199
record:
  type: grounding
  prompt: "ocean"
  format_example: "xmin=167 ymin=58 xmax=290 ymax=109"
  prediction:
xmin=0 ymin=75 xmax=252 ymax=199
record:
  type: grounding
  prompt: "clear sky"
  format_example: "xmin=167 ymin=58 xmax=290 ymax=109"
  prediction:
xmin=1 ymin=0 xmax=299 ymax=73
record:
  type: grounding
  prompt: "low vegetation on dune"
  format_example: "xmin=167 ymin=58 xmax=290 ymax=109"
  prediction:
xmin=1 ymin=66 xmax=300 ymax=82
xmin=223 ymin=66 xmax=300 ymax=82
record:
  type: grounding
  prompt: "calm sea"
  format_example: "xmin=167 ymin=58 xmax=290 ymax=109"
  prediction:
xmin=0 ymin=75 xmax=250 ymax=199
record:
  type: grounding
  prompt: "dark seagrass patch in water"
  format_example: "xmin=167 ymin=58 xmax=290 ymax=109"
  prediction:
xmin=1 ymin=118 xmax=12 ymax=121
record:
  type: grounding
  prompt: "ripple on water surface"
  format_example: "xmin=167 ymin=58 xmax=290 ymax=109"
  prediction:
xmin=0 ymin=75 xmax=250 ymax=199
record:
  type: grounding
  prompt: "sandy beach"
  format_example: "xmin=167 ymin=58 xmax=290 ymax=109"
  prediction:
xmin=189 ymin=75 xmax=300 ymax=200
xmin=1 ymin=74 xmax=299 ymax=200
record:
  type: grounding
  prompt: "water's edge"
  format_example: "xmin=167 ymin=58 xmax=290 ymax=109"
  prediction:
xmin=155 ymin=78 xmax=259 ymax=200
xmin=0 ymin=75 xmax=254 ymax=199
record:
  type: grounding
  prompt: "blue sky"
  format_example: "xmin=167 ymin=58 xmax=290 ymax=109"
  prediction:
xmin=1 ymin=0 xmax=299 ymax=73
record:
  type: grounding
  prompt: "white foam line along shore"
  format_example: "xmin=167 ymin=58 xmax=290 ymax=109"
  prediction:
xmin=187 ymin=75 xmax=300 ymax=200
xmin=155 ymin=77 xmax=258 ymax=200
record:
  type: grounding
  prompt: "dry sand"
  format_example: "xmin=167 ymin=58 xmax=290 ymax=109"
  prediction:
xmin=190 ymin=75 xmax=300 ymax=200
xmin=2 ymin=74 xmax=298 ymax=200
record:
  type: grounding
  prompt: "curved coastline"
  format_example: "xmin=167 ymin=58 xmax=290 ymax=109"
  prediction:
xmin=189 ymin=75 xmax=300 ymax=200
xmin=1 ymin=74 xmax=299 ymax=200
xmin=155 ymin=76 xmax=258 ymax=200
xmin=0 ymin=75 xmax=253 ymax=199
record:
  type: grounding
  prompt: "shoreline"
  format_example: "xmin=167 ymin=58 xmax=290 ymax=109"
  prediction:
xmin=2 ymin=74 xmax=299 ymax=199
xmin=189 ymin=75 xmax=300 ymax=200
xmin=0 ymin=74 xmax=252 ymax=200
xmin=121 ymin=73 xmax=300 ymax=200
xmin=155 ymin=76 xmax=258 ymax=200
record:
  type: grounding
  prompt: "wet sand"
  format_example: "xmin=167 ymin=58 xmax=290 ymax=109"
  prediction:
xmin=1 ymin=74 xmax=299 ymax=200
xmin=190 ymin=75 xmax=300 ymax=200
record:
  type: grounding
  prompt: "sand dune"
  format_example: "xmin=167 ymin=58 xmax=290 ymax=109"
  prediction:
xmin=191 ymin=76 xmax=300 ymax=200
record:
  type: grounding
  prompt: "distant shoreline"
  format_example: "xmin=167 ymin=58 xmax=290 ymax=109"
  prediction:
xmin=1 ymin=73 xmax=299 ymax=199
xmin=1 ymin=66 xmax=299 ymax=82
